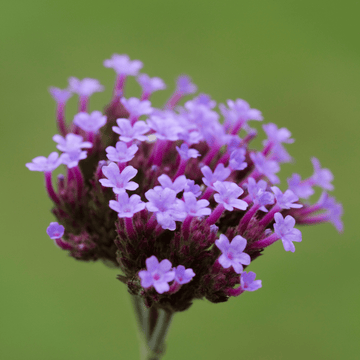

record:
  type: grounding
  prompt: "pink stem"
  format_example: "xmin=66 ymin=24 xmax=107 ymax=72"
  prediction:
xmin=227 ymin=287 xmax=244 ymax=297
xmin=44 ymin=171 xmax=60 ymax=204
xmin=202 ymin=145 xmax=221 ymax=166
xmin=174 ymin=159 xmax=187 ymax=179
xmin=125 ymin=217 xmax=136 ymax=238
xmin=71 ymin=166 xmax=84 ymax=201
xmin=182 ymin=216 xmax=193 ymax=240
xmin=201 ymin=187 xmax=214 ymax=200
xmin=140 ymin=91 xmax=151 ymax=101
xmin=146 ymin=214 xmax=157 ymax=231
xmin=153 ymin=140 xmax=167 ymax=166
xmin=262 ymin=141 xmax=274 ymax=156
xmin=296 ymin=214 xmax=328 ymax=225
xmin=231 ymin=119 xmax=245 ymax=135
xmin=54 ymin=238 xmax=73 ymax=250
xmin=165 ymin=92 xmax=182 ymax=110
xmin=79 ymin=95 xmax=89 ymax=112
xmin=56 ymin=102 xmax=67 ymax=136
xmin=250 ymin=233 xmax=280 ymax=249
xmin=259 ymin=204 xmax=281 ymax=226
xmin=238 ymin=203 xmax=260 ymax=233
xmin=206 ymin=204 xmax=225 ymax=225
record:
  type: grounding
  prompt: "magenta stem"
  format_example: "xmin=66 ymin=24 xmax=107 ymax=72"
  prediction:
xmin=165 ymin=92 xmax=182 ymax=110
xmin=44 ymin=171 xmax=60 ymax=204
xmin=174 ymin=159 xmax=187 ymax=179
xmin=146 ymin=214 xmax=157 ymax=231
xmin=296 ymin=214 xmax=328 ymax=225
xmin=227 ymin=287 xmax=244 ymax=297
xmin=202 ymin=145 xmax=221 ymax=166
xmin=182 ymin=216 xmax=193 ymax=240
xmin=153 ymin=140 xmax=167 ymax=166
xmin=54 ymin=238 xmax=73 ymax=250
xmin=259 ymin=204 xmax=281 ymax=226
xmin=125 ymin=217 xmax=136 ymax=238
xmin=56 ymin=102 xmax=67 ymax=136
xmin=71 ymin=166 xmax=84 ymax=201
xmin=262 ymin=141 xmax=273 ymax=156
xmin=79 ymin=95 xmax=89 ymax=112
xmin=231 ymin=119 xmax=245 ymax=135
xmin=294 ymin=203 xmax=322 ymax=217
xmin=216 ymin=152 xmax=230 ymax=166
xmin=206 ymin=204 xmax=225 ymax=225
xmin=250 ymin=233 xmax=280 ymax=249
xmin=140 ymin=91 xmax=151 ymax=101
xmin=168 ymin=281 xmax=182 ymax=294
xmin=201 ymin=187 xmax=214 ymax=200
xmin=238 ymin=203 xmax=260 ymax=233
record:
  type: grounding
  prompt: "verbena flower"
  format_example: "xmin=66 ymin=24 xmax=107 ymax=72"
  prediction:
xmin=26 ymin=53 xmax=343 ymax=315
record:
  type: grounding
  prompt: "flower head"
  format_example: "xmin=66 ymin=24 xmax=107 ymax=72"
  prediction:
xmin=73 ymin=111 xmax=107 ymax=133
xmin=174 ymin=265 xmax=195 ymax=284
xmin=240 ymin=271 xmax=262 ymax=292
xmin=104 ymin=54 xmax=143 ymax=75
xmin=26 ymin=152 xmax=62 ymax=172
xmin=105 ymin=141 xmax=138 ymax=163
xmin=46 ymin=222 xmax=65 ymax=239
xmin=273 ymin=212 xmax=302 ymax=252
xmin=137 ymin=74 xmax=166 ymax=94
xmin=109 ymin=192 xmax=145 ymax=218
xmin=112 ymin=119 xmax=150 ymax=142
xmin=53 ymin=133 xmax=92 ymax=153
xmin=68 ymin=77 xmax=104 ymax=96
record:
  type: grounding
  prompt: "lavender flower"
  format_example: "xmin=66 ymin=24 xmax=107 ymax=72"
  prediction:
xmin=46 ymin=222 xmax=65 ymax=239
xmin=53 ymin=133 xmax=92 ymax=152
xmin=274 ymin=212 xmax=302 ymax=252
xmin=174 ymin=265 xmax=195 ymax=284
xmin=229 ymin=148 xmax=248 ymax=171
xmin=109 ymin=192 xmax=145 ymax=218
xmin=176 ymin=143 xmax=200 ymax=160
xmin=99 ymin=163 xmax=139 ymax=194
xmin=287 ymin=173 xmax=315 ymax=199
xmin=68 ymin=77 xmax=104 ymax=96
xmin=26 ymin=152 xmax=62 ymax=172
xmin=311 ymin=157 xmax=334 ymax=191
xmin=247 ymin=178 xmax=274 ymax=212
xmin=250 ymin=152 xmax=280 ymax=184
xmin=138 ymin=256 xmax=175 ymax=294
xmin=240 ymin=271 xmax=262 ymax=292
xmin=105 ymin=141 xmax=138 ymax=163
xmin=103 ymin=54 xmax=143 ymax=76
xmin=112 ymin=118 xmax=150 ymax=142
xmin=60 ymin=150 xmax=87 ymax=169
xmin=176 ymin=75 xmax=197 ymax=95
xmin=201 ymin=163 xmax=231 ymax=189
xmin=120 ymin=97 xmax=153 ymax=118
xmin=49 ymin=87 xmax=72 ymax=103
xmin=271 ymin=186 xmax=303 ymax=209
xmin=157 ymin=174 xmax=187 ymax=194
xmin=73 ymin=111 xmax=107 ymax=133
xmin=213 ymin=181 xmax=248 ymax=211
xmin=182 ymin=192 xmax=211 ymax=217
xmin=215 ymin=234 xmax=251 ymax=273
xmin=183 ymin=179 xmax=202 ymax=197
xmin=137 ymin=74 xmax=166 ymax=94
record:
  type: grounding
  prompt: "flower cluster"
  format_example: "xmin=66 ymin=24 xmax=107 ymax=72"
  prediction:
xmin=26 ymin=54 xmax=343 ymax=312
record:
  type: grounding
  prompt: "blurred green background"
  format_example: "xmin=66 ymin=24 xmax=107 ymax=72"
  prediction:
xmin=1 ymin=0 xmax=359 ymax=359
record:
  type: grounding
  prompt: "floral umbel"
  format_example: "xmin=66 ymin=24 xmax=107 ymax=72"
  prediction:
xmin=26 ymin=54 xmax=343 ymax=360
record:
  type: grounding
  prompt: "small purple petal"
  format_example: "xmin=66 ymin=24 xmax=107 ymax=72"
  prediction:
xmin=46 ymin=222 xmax=65 ymax=239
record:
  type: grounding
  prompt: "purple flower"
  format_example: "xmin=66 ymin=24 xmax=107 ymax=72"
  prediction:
xmin=287 ymin=173 xmax=314 ymax=199
xmin=147 ymin=115 xmax=182 ymax=141
xmin=137 ymin=74 xmax=166 ymax=94
xmin=240 ymin=271 xmax=262 ymax=292
xmin=201 ymin=163 xmax=231 ymax=189
xmin=311 ymin=157 xmax=334 ymax=191
xmin=120 ymin=97 xmax=153 ymax=118
xmin=176 ymin=143 xmax=200 ymax=160
xmin=229 ymin=148 xmax=248 ymax=171
xmin=103 ymin=54 xmax=143 ymax=76
xmin=215 ymin=234 xmax=251 ymax=273
xmin=174 ymin=265 xmax=195 ymax=284
xmin=145 ymin=187 xmax=187 ymax=230
xmin=138 ymin=256 xmax=175 ymax=294
xmin=183 ymin=192 xmax=211 ymax=217
xmin=176 ymin=75 xmax=197 ymax=95
xmin=271 ymin=186 xmax=303 ymax=209
xmin=250 ymin=152 xmax=280 ymax=184
xmin=213 ymin=181 xmax=248 ymax=211
xmin=112 ymin=119 xmax=150 ymax=142
xmin=109 ymin=192 xmax=145 ymax=218
xmin=220 ymin=99 xmax=263 ymax=126
xmin=68 ymin=77 xmax=104 ymax=96
xmin=105 ymin=141 xmax=138 ymax=163
xmin=26 ymin=152 xmax=62 ymax=172
xmin=186 ymin=94 xmax=216 ymax=109
xmin=263 ymin=123 xmax=294 ymax=145
xmin=157 ymin=174 xmax=187 ymax=194
xmin=46 ymin=222 xmax=65 ymax=239
xmin=49 ymin=87 xmax=72 ymax=103
xmin=60 ymin=150 xmax=87 ymax=168
xmin=99 ymin=163 xmax=138 ymax=194
xmin=247 ymin=178 xmax=274 ymax=212
xmin=184 ymin=179 xmax=202 ymax=197
xmin=318 ymin=192 xmax=344 ymax=232
xmin=273 ymin=212 xmax=302 ymax=253
xmin=53 ymin=133 xmax=92 ymax=153
xmin=73 ymin=111 xmax=107 ymax=133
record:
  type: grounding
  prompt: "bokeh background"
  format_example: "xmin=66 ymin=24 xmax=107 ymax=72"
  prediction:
xmin=1 ymin=1 xmax=359 ymax=359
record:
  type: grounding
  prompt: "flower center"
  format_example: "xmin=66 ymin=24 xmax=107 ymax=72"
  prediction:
xmin=153 ymin=273 xmax=160 ymax=281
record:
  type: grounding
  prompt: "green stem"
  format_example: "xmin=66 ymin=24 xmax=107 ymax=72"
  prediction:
xmin=131 ymin=295 xmax=174 ymax=360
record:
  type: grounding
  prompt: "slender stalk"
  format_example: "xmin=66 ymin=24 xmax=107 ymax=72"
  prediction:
xmin=131 ymin=295 xmax=174 ymax=360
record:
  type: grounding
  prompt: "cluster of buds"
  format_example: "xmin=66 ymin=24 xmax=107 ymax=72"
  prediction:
xmin=26 ymin=54 xmax=343 ymax=313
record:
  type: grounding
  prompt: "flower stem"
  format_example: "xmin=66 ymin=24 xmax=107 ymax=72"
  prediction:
xmin=131 ymin=295 xmax=173 ymax=360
